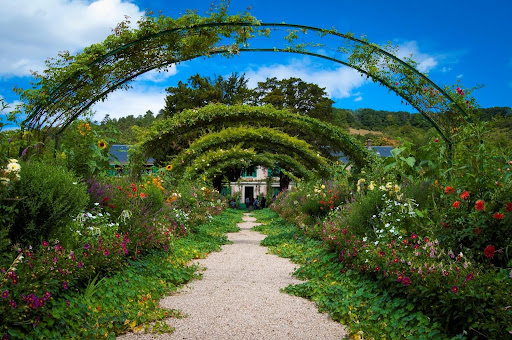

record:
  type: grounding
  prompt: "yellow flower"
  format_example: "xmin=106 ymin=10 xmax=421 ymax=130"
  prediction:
xmin=369 ymin=181 xmax=375 ymax=191
xmin=97 ymin=140 xmax=107 ymax=149
xmin=321 ymin=184 xmax=325 ymax=189
xmin=166 ymin=164 xmax=173 ymax=171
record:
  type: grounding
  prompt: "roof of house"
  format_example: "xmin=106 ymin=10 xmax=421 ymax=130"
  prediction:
xmin=109 ymin=144 xmax=154 ymax=166
xmin=333 ymin=146 xmax=394 ymax=164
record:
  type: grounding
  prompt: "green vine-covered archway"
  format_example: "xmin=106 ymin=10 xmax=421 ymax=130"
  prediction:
xmin=182 ymin=146 xmax=314 ymax=181
xmin=18 ymin=5 xmax=475 ymax=153
xmin=140 ymin=103 xmax=374 ymax=168
xmin=169 ymin=126 xmax=331 ymax=176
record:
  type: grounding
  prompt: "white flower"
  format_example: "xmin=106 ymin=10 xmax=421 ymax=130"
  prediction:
xmin=6 ymin=162 xmax=21 ymax=173
xmin=9 ymin=159 xmax=18 ymax=163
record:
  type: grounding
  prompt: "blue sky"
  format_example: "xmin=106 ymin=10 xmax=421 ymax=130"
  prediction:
xmin=0 ymin=0 xmax=511 ymax=125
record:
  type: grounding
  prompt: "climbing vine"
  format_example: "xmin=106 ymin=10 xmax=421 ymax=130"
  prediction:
xmin=182 ymin=146 xmax=313 ymax=181
xmin=140 ymin=103 xmax=374 ymax=168
xmin=169 ymin=126 xmax=330 ymax=176
xmin=16 ymin=3 xmax=475 ymax=149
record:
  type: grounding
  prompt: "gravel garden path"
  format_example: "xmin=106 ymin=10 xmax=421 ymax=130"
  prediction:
xmin=118 ymin=213 xmax=347 ymax=340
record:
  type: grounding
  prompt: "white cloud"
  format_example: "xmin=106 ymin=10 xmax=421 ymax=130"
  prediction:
xmin=90 ymin=84 xmax=167 ymax=121
xmin=456 ymin=74 xmax=464 ymax=79
xmin=244 ymin=58 xmax=366 ymax=100
xmin=395 ymin=41 xmax=438 ymax=73
xmin=353 ymin=96 xmax=363 ymax=102
xmin=0 ymin=0 xmax=144 ymax=77
xmin=137 ymin=66 xmax=178 ymax=82
xmin=441 ymin=67 xmax=452 ymax=73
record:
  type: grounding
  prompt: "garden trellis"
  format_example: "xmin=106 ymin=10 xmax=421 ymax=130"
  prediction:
xmin=18 ymin=7 xmax=474 ymax=169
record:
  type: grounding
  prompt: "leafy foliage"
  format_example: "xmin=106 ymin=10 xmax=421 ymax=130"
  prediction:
xmin=8 ymin=161 xmax=89 ymax=246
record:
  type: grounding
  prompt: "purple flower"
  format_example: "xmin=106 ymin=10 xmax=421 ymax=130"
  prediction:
xmin=43 ymin=291 xmax=51 ymax=301
xmin=9 ymin=300 xmax=17 ymax=309
xmin=84 ymin=243 xmax=90 ymax=250
xmin=21 ymin=147 xmax=28 ymax=157
xmin=103 ymin=249 xmax=109 ymax=256
xmin=1 ymin=290 xmax=8 ymax=299
xmin=77 ymin=261 xmax=83 ymax=268
xmin=42 ymin=240 xmax=49 ymax=247
xmin=63 ymin=281 xmax=69 ymax=290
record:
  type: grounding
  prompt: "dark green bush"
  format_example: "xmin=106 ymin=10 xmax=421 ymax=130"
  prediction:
xmin=10 ymin=161 xmax=89 ymax=245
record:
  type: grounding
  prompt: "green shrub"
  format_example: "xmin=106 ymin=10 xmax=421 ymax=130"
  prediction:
xmin=10 ymin=161 xmax=89 ymax=246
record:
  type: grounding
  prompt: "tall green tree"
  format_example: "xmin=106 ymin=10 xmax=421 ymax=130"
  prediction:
xmin=252 ymin=77 xmax=334 ymax=119
xmin=163 ymin=73 xmax=253 ymax=117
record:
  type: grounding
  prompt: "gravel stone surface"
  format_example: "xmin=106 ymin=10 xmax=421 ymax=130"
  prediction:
xmin=117 ymin=213 xmax=347 ymax=339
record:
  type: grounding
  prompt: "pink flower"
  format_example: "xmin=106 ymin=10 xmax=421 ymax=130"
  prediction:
xmin=451 ymin=286 xmax=459 ymax=293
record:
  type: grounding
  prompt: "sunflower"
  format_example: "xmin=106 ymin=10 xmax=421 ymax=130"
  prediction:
xmin=166 ymin=164 xmax=173 ymax=171
xmin=97 ymin=140 xmax=107 ymax=149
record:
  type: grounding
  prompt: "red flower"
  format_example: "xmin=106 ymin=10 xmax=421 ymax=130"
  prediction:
xmin=506 ymin=202 xmax=512 ymax=212
xmin=465 ymin=273 xmax=474 ymax=281
xmin=460 ymin=191 xmax=469 ymax=200
xmin=132 ymin=187 xmax=137 ymax=193
xmin=484 ymin=245 xmax=495 ymax=259
xmin=393 ymin=257 xmax=399 ymax=263
xmin=451 ymin=286 xmax=459 ymax=294
xmin=452 ymin=201 xmax=460 ymax=209
xmin=402 ymin=277 xmax=411 ymax=285
xmin=493 ymin=212 xmax=504 ymax=220
xmin=474 ymin=227 xmax=482 ymax=235
xmin=475 ymin=200 xmax=485 ymax=211
xmin=444 ymin=186 xmax=455 ymax=194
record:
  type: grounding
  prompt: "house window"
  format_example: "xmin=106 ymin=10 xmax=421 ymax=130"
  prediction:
xmin=221 ymin=186 xmax=232 ymax=196
xmin=242 ymin=165 xmax=257 ymax=177
xmin=268 ymin=166 xmax=281 ymax=177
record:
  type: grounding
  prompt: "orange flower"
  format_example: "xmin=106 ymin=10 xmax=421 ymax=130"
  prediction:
xmin=166 ymin=164 xmax=173 ymax=171
xmin=459 ymin=191 xmax=469 ymax=200
xmin=444 ymin=186 xmax=455 ymax=194
xmin=475 ymin=200 xmax=485 ymax=211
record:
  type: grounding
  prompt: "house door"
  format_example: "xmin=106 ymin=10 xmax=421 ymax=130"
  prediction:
xmin=244 ymin=186 xmax=254 ymax=204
